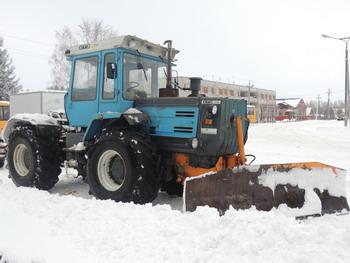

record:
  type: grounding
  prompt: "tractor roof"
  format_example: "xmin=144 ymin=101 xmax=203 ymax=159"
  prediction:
xmin=65 ymin=35 xmax=179 ymax=59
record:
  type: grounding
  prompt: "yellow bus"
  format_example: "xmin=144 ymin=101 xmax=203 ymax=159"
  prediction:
xmin=0 ymin=101 xmax=9 ymax=167
xmin=247 ymin=105 xmax=257 ymax=123
xmin=0 ymin=100 xmax=10 ymax=131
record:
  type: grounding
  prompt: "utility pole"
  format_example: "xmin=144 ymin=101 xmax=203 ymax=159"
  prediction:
xmin=316 ymin=94 xmax=321 ymax=120
xmin=248 ymin=80 xmax=251 ymax=105
xmin=322 ymin=34 xmax=350 ymax=126
xmin=326 ymin=89 xmax=331 ymax=119
xmin=346 ymin=41 xmax=349 ymax=126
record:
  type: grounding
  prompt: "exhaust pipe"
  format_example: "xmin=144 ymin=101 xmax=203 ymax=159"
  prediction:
xmin=188 ymin=77 xmax=202 ymax=97
xmin=159 ymin=40 xmax=179 ymax=97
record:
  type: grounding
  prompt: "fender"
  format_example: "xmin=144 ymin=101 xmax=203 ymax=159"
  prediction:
xmin=2 ymin=114 xmax=59 ymax=143
xmin=83 ymin=111 xmax=149 ymax=141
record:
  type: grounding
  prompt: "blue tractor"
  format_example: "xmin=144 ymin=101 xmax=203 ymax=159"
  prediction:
xmin=4 ymin=36 xmax=348 ymax=216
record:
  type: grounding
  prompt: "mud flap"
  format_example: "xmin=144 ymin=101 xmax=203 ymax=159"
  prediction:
xmin=184 ymin=162 xmax=349 ymax=217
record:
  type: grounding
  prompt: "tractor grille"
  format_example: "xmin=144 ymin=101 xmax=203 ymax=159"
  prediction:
xmin=175 ymin=111 xmax=195 ymax=117
xmin=174 ymin=126 xmax=193 ymax=133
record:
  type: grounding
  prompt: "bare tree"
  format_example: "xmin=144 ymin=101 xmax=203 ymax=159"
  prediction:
xmin=307 ymin=99 xmax=344 ymax=119
xmin=78 ymin=18 xmax=116 ymax=44
xmin=49 ymin=27 xmax=76 ymax=90
xmin=49 ymin=18 xmax=117 ymax=90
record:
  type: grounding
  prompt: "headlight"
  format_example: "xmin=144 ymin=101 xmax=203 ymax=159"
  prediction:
xmin=211 ymin=105 xmax=218 ymax=115
xmin=191 ymin=138 xmax=199 ymax=149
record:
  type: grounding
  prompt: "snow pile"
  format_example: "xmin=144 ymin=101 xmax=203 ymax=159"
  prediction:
xmin=123 ymin=108 xmax=143 ymax=123
xmin=1 ymin=184 xmax=350 ymax=263
xmin=67 ymin=142 xmax=86 ymax=151
xmin=277 ymin=188 xmax=322 ymax=217
xmin=258 ymin=165 xmax=347 ymax=216
xmin=0 ymin=120 xmax=350 ymax=262
xmin=10 ymin=113 xmax=58 ymax=126
xmin=125 ymin=114 xmax=140 ymax=123
xmin=258 ymin=166 xmax=346 ymax=197
xmin=124 ymin=108 xmax=142 ymax=114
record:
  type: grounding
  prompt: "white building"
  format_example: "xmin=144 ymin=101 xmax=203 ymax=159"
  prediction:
xmin=177 ymin=77 xmax=276 ymax=122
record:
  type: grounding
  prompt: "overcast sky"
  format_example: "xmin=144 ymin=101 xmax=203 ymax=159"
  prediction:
xmin=1 ymin=0 xmax=350 ymax=101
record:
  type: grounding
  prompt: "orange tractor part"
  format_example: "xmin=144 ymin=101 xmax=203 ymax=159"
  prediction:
xmin=174 ymin=116 xmax=247 ymax=183
xmin=179 ymin=115 xmax=349 ymax=217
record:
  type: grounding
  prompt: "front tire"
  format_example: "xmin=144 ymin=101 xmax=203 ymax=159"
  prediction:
xmin=7 ymin=126 xmax=61 ymax=190
xmin=87 ymin=129 xmax=161 ymax=204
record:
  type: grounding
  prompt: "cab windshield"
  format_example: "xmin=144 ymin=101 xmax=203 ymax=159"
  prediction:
xmin=123 ymin=53 xmax=166 ymax=100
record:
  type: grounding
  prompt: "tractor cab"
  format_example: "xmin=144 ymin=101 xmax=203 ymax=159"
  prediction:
xmin=64 ymin=35 xmax=178 ymax=127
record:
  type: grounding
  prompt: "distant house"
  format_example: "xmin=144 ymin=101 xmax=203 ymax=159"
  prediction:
xmin=276 ymin=98 xmax=307 ymax=121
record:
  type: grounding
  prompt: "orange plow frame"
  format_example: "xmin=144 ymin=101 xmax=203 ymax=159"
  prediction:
xmin=178 ymin=116 xmax=349 ymax=216
xmin=174 ymin=116 xmax=247 ymax=183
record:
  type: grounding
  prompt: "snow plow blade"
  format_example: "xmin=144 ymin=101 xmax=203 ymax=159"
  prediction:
xmin=184 ymin=162 xmax=349 ymax=217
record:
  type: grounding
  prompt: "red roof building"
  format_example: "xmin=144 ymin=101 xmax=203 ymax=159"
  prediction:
xmin=276 ymin=98 xmax=307 ymax=121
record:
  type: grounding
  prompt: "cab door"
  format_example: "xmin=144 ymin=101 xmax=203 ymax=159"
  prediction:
xmin=65 ymin=52 xmax=101 ymax=127
xmin=98 ymin=51 xmax=119 ymax=113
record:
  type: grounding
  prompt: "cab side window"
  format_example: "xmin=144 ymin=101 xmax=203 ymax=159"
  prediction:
xmin=103 ymin=53 xmax=116 ymax=99
xmin=72 ymin=56 xmax=98 ymax=101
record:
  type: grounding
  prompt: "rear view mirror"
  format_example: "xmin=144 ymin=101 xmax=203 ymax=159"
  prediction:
xmin=107 ymin=62 xmax=117 ymax=79
xmin=137 ymin=62 xmax=144 ymax=70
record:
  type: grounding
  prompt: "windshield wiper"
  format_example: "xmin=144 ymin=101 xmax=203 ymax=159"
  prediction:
xmin=136 ymin=50 xmax=148 ymax=81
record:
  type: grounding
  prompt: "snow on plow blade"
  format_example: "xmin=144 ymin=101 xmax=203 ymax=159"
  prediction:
xmin=184 ymin=162 xmax=349 ymax=217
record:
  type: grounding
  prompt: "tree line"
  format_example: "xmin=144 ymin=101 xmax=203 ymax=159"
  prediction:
xmin=306 ymin=99 xmax=345 ymax=119
xmin=0 ymin=18 xmax=116 ymax=98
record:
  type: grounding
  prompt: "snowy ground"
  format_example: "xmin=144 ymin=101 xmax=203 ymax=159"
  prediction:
xmin=0 ymin=120 xmax=350 ymax=262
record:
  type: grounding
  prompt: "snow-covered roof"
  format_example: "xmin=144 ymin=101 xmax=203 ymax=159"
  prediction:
xmin=16 ymin=90 xmax=66 ymax=95
xmin=65 ymin=35 xmax=179 ymax=59
xmin=276 ymin=98 xmax=303 ymax=108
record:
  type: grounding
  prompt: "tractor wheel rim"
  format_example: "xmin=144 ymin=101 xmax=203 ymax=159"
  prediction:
xmin=13 ymin=144 xmax=30 ymax=177
xmin=97 ymin=149 xmax=126 ymax=191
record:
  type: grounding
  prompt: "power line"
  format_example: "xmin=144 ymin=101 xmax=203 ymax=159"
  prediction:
xmin=0 ymin=33 xmax=52 ymax=60
xmin=5 ymin=48 xmax=50 ymax=60
xmin=7 ymin=47 xmax=49 ymax=58
xmin=0 ymin=32 xmax=53 ymax=48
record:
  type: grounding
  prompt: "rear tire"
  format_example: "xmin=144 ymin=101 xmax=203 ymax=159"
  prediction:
xmin=7 ymin=126 xmax=61 ymax=190
xmin=87 ymin=129 xmax=161 ymax=204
